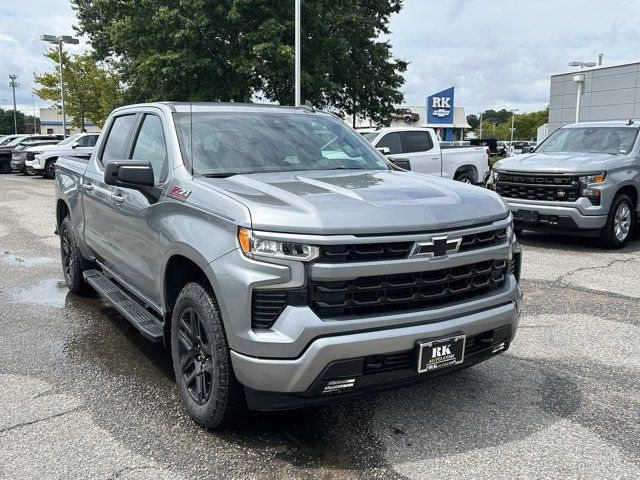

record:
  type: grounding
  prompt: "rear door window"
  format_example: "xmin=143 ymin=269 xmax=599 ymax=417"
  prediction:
xmin=376 ymin=132 xmax=402 ymax=155
xmin=101 ymin=114 xmax=137 ymax=164
xmin=401 ymin=131 xmax=434 ymax=153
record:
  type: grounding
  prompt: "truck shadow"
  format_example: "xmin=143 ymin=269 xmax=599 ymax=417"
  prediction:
xmin=517 ymin=230 xmax=640 ymax=253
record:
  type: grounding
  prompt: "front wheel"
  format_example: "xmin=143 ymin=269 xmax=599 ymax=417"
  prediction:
xmin=171 ymin=282 xmax=245 ymax=429
xmin=24 ymin=166 xmax=36 ymax=176
xmin=44 ymin=159 xmax=56 ymax=179
xmin=0 ymin=160 xmax=10 ymax=174
xmin=599 ymin=194 xmax=634 ymax=249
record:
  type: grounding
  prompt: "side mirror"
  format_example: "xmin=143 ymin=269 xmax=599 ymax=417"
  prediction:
xmin=104 ymin=160 xmax=154 ymax=189
xmin=376 ymin=146 xmax=391 ymax=155
xmin=71 ymin=141 xmax=80 ymax=149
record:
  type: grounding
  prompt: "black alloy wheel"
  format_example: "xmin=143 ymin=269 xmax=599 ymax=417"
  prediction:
xmin=177 ymin=307 xmax=215 ymax=405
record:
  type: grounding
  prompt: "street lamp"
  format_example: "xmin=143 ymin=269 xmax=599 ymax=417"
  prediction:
xmin=509 ymin=109 xmax=519 ymax=143
xmin=40 ymin=34 xmax=79 ymax=138
xmin=9 ymin=74 xmax=18 ymax=134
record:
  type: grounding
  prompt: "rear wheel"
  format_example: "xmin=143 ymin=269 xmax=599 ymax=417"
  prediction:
xmin=455 ymin=172 xmax=475 ymax=184
xmin=44 ymin=159 xmax=57 ymax=179
xmin=171 ymin=282 xmax=245 ymax=429
xmin=60 ymin=216 xmax=89 ymax=294
xmin=599 ymin=194 xmax=634 ymax=249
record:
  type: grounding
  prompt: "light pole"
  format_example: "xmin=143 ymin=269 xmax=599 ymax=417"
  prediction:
xmin=32 ymin=94 xmax=37 ymax=134
xmin=294 ymin=0 xmax=301 ymax=107
xmin=478 ymin=111 xmax=483 ymax=139
xmin=40 ymin=34 xmax=79 ymax=138
xmin=9 ymin=74 xmax=18 ymax=134
xmin=509 ymin=109 xmax=519 ymax=143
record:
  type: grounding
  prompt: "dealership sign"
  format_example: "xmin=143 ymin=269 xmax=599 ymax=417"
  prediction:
xmin=427 ymin=87 xmax=455 ymax=124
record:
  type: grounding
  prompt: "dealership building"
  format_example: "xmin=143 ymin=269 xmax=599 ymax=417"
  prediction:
xmin=548 ymin=60 xmax=640 ymax=134
xmin=39 ymin=108 xmax=101 ymax=135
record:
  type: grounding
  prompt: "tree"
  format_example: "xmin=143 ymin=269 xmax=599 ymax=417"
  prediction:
xmin=71 ymin=0 xmax=407 ymax=124
xmin=0 ymin=109 xmax=27 ymax=135
xmin=34 ymin=49 xmax=123 ymax=129
xmin=473 ymin=108 xmax=549 ymax=140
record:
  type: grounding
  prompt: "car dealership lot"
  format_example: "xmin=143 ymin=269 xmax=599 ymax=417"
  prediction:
xmin=0 ymin=174 xmax=638 ymax=479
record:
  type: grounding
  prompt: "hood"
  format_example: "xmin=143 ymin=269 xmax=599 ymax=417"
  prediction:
xmin=25 ymin=143 xmax=62 ymax=153
xmin=493 ymin=151 xmax=618 ymax=173
xmin=198 ymin=170 xmax=509 ymax=235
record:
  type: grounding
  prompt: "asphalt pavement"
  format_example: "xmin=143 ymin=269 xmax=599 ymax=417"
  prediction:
xmin=0 ymin=173 xmax=638 ymax=479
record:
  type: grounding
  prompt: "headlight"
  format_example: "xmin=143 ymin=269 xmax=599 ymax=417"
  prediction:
xmin=31 ymin=151 xmax=42 ymax=156
xmin=579 ymin=172 xmax=606 ymax=184
xmin=238 ymin=228 xmax=319 ymax=262
xmin=579 ymin=172 xmax=606 ymax=205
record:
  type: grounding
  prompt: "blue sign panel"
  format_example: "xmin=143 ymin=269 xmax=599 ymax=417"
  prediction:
xmin=427 ymin=87 xmax=455 ymax=124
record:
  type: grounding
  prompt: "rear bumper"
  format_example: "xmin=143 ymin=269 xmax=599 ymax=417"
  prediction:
xmin=508 ymin=200 xmax=607 ymax=232
xmin=231 ymin=299 xmax=520 ymax=399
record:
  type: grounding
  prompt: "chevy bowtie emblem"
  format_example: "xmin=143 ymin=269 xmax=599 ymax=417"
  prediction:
xmin=410 ymin=236 xmax=462 ymax=258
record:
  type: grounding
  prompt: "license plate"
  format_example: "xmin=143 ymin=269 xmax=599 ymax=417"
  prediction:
xmin=516 ymin=209 xmax=538 ymax=222
xmin=416 ymin=335 xmax=466 ymax=373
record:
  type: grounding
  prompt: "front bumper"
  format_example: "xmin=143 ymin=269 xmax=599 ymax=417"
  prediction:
xmin=10 ymin=157 xmax=25 ymax=171
xmin=25 ymin=157 xmax=43 ymax=170
xmin=508 ymin=200 xmax=607 ymax=232
xmin=232 ymin=297 xmax=519 ymax=399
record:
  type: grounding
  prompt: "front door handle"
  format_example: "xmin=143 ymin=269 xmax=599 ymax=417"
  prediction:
xmin=430 ymin=155 xmax=439 ymax=159
xmin=112 ymin=193 xmax=124 ymax=205
xmin=82 ymin=183 xmax=94 ymax=191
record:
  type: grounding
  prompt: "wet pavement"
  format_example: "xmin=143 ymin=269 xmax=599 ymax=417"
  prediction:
xmin=0 ymin=173 xmax=638 ymax=479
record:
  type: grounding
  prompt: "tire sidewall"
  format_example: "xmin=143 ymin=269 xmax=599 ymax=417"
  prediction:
xmin=171 ymin=283 xmax=238 ymax=427
xmin=456 ymin=172 xmax=475 ymax=184
xmin=60 ymin=216 xmax=87 ymax=293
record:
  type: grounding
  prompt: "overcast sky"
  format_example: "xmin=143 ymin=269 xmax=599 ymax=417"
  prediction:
xmin=1 ymin=0 xmax=640 ymax=117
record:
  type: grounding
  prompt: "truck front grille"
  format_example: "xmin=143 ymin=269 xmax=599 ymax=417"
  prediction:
xmin=26 ymin=151 xmax=36 ymax=161
xmin=308 ymin=259 xmax=507 ymax=319
xmin=496 ymin=173 xmax=580 ymax=202
xmin=317 ymin=228 xmax=507 ymax=263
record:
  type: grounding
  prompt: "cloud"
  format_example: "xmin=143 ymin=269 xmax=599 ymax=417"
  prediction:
xmin=2 ymin=0 xmax=639 ymax=119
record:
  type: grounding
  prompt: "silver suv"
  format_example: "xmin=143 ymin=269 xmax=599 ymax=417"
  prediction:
xmin=55 ymin=102 xmax=522 ymax=428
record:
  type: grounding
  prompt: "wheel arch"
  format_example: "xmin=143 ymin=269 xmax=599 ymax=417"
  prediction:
xmin=454 ymin=165 xmax=478 ymax=182
xmin=616 ymin=184 xmax=638 ymax=210
xmin=56 ymin=199 xmax=70 ymax=230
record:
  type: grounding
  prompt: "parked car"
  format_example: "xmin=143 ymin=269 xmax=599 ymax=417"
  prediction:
xmin=390 ymin=107 xmax=420 ymax=124
xmin=470 ymin=138 xmax=498 ymax=157
xmin=55 ymin=102 xmax=522 ymax=428
xmin=496 ymin=141 xmax=509 ymax=157
xmin=0 ymin=135 xmax=63 ymax=173
xmin=26 ymin=132 xmax=100 ymax=178
xmin=360 ymin=127 xmax=490 ymax=184
xmin=489 ymin=120 xmax=640 ymax=248
xmin=11 ymin=139 xmax=62 ymax=173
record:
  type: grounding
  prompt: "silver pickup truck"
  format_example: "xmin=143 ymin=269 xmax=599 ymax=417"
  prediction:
xmin=55 ymin=102 xmax=522 ymax=429
xmin=490 ymin=120 xmax=640 ymax=248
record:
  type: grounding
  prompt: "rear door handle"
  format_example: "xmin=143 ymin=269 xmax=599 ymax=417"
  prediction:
xmin=112 ymin=193 xmax=124 ymax=204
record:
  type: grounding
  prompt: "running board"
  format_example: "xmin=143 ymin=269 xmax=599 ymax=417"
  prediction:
xmin=83 ymin=269 xmax=164 ymax=342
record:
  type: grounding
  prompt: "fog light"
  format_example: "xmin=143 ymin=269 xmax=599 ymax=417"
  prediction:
xmin=322 ymin=378 xmax=356 ymax=394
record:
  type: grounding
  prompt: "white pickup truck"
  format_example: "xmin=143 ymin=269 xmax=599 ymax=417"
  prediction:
xmin=360 ymin=127 xmax=490 ymax=184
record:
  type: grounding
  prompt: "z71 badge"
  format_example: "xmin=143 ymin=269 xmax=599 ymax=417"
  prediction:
xmin=169 ymin=185 xmax=191 ymax=200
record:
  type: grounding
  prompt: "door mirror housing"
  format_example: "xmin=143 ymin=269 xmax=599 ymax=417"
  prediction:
xmin=376 ymin=146 xmax=391 ymax=155
xmin=71 ymin=141 xmax=80 ymax=149
xmin=104 ymin=160 xmax=154 ymax=190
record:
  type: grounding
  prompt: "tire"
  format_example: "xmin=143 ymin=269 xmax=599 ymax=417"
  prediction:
xmin=60 ymin=216 xmax=90 ymax=294
xmin=514 ymin=228 xmax=524 ymax=236
xmin=599 ymin=193 xmax=634 ymax=249
xmin=44 ymin=159 xmax=56 ymax=179
xmin=455 ymin=172 xmax=475 ymax=184
xmin=404 ymin=116 xmax=412 ymax=124
xmin=24 ymin=166 xmax=36 ymax=176
xmin=171 ymin=282 xmax=245 ymax=429
xmin=0 ymin=159 xmax=10 ymax=174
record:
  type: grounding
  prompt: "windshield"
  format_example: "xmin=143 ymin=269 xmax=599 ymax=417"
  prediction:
xmin=537 ymin=127 xmax=639 ymax=155
xmin=57 ymin=134 xmax=81 ymax=146
xmin=4 ymin=135 xmax=28 ymax=147
xmin=173 ymin=112 xmax=389 ymax=176
xmin=360 ymin=132 xmax=378 ymax=142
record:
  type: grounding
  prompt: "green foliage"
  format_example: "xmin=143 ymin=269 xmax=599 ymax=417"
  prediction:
xmin=474 ymin=108 xmax=549 ymax=140
xmin=71 ymin=0 xmax=407 ymax=124
xmin=0 ymin=109 xmax=27 ymax=135
xmin=34 ymin=49 xmax=123 ymax=128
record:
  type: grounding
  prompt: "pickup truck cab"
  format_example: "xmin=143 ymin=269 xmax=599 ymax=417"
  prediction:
xmin=360 ymin=127 xmax=490 ymax=184
xmin=26 ymin=132 xmax=100 ymax=178
xmin=490 ymin=120 xmax=640 ymax=248
xmin=55 ymin=102 xmax=522 ymax=428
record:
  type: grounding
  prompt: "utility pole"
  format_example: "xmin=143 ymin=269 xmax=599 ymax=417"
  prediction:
xmin=479 ymin=112 xmax=483 ymax=139
xmin=9 ymin=74 xmax=18 ymax=134
xmin=294 ymin=0 xmax=301 ymax=107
